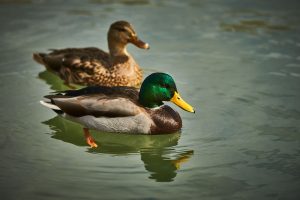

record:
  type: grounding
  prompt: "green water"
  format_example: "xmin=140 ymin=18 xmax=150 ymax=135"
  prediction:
xmin=0 ymin=0 xmax=300 ymax=199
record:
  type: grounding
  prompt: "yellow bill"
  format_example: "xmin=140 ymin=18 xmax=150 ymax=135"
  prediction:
xmin=170 ymin=91 xmax=195 ymax=113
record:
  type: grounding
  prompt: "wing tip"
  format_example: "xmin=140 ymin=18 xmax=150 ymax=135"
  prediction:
xmin=33 ymin=53 xmax=46 ymax=65
xmin=40 ymin=100 xmax=61 ymax=110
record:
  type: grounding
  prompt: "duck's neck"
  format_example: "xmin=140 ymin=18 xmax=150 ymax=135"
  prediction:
xmin=108 ymin=41 xmax=129 ymax=57
xmin=139 ymin=86 xmax=164 ymax=108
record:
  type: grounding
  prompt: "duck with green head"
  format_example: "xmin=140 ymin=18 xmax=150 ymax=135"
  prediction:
xmin=40 ymin=73 xmax=195 ymax=148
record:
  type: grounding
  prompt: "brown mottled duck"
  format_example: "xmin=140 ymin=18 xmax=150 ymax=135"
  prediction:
xmin=33 ymin=20 xmax=149 ymax=88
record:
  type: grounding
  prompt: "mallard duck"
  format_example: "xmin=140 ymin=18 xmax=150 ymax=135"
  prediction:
xmin=33 ymin=20 xmax=149 ymax=88
xmin=40 ymin=73 xmax=195 ymax=148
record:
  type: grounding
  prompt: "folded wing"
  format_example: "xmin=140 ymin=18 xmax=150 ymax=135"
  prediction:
xmin=49 ymin=94 xmax=141 ymax=118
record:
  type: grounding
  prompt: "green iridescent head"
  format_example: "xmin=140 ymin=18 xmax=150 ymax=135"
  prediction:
xmin=139 ymin=73 xmax=195 ymax=113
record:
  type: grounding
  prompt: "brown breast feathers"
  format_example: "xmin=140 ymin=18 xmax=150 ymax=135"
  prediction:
xmin=149 ymin=105 xmax=182 ymax=134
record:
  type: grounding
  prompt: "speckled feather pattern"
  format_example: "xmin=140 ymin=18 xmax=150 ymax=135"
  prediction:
xmin=33 ymin=21 xmax=148 ymax=87
xmin=36 ymin=47 xmax=143 ymax=87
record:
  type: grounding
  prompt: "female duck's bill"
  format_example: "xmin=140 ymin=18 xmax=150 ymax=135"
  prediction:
xmin=128 ymin=36 xmax=150 ymax=49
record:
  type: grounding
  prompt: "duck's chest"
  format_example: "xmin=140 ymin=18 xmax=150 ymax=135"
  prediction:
xmin=149 ymin=105 xmax=182 ymax=134
xmin=108 ymin=57 xmax=142 ymax=86
xmin=91 ymin=56 xmax=142 ymax=87
xmin=110 ymin=57 xmax=139 ymax=74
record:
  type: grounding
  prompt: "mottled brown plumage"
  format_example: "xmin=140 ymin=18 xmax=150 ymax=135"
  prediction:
xmin=33 ymin=21 xmax=149 ymax=87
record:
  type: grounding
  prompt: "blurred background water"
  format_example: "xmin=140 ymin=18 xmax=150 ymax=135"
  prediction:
xmin=0 ymin=0 xmax=300 ymax=199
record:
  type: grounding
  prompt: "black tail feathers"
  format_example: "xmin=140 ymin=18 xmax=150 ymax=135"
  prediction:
xmin=33 ymin=53 xmax=46 ymax=65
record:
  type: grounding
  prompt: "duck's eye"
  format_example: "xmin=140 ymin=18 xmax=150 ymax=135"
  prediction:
xmin=116 ymin=27 xmax=127 ymax=32
xmin=161 ymin=83 xmax=170 ymax=89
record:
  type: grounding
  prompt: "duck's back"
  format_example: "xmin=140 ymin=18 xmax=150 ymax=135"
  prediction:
xmin=34 ymin=47 xmax=110 ymax=84
xmin=33 ymin=47 xmax=143 ymax=87
xmin=60 ymin=85 xmax=139 ymax=101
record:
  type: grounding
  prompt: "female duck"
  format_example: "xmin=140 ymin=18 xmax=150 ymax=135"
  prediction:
xmin=40 ymin=73 xmax=195 ymax=148
xmin=33 ymin=21 xmax=149 ymax=88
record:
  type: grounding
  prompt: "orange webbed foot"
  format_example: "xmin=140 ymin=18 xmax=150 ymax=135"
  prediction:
xmin=83 ymin=128 xmax=98 ymax=148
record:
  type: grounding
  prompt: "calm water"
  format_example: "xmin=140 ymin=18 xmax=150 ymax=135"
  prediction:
xmin=0 ymin=0 xmax=300 ymax=199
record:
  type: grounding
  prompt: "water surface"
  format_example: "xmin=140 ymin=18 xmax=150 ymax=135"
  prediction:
xmin=0 ymin=0 xmax=300 ymax=199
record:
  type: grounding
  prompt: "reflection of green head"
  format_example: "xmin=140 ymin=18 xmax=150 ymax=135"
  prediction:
xmin=139 ymin=73 xmax=177 ymax=108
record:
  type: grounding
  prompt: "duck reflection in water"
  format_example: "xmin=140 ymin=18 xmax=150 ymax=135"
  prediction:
xmin=38 ymin=70 xmax=82 ymax=91
xmin=42 ymin=116 xmax=194 ymax=182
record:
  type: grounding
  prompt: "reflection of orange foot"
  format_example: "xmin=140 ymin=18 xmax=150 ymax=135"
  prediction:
xmin=83 ymin=128 xmax=98 ymax=148
xmin=172 ymin=150 xmax=194 ymax=169
xmin=64 ymin=82 xmax=77 ymax=89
